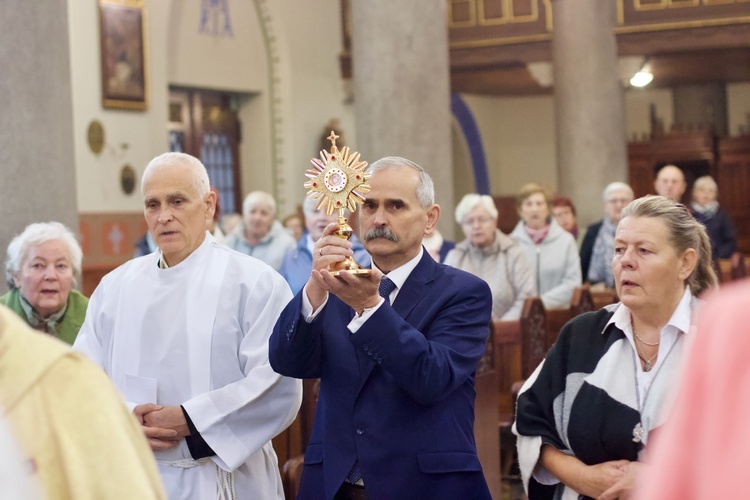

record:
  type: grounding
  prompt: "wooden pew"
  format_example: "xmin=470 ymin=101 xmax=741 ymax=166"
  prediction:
xmin=716 ymin=252 xmax=747 ymax=283
xmin=282 ymin=455 xmax=304 ymax=500
xmin=475 ymin=329 xmax=501 ymax=497
xmin=493 ymin=291 xmax=613 ymax=482
xmin=493 ymin=320 xmax=521 ymax=419
xmin=278 ymin=379 xmax=320 ymax=500
xmin=573 ymin=287 xmax=596 ymax=315
xmin=590 ymin=287 xmax=619 ymax=310
xmin=272 ymin=424 xmax=297 ymax=496
xmin=494 ymin=298 xmax=547 ymax=478
xmin=546 ymin=286 xmax=595 ymax=348
xmin=494 ymin=298 xmax=548 ymax=416
xmin=281 ymin=336 xmax=504 ymax=499
xmin=499 ymin=289 xmax=597 ymax=417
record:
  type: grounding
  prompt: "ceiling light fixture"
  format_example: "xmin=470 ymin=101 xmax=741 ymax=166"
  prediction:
xmin=630 ymin=63 xmax=653 ymax=88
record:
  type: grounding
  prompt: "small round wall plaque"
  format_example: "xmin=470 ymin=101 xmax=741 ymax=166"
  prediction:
xmin=87 ymin=120 xmax=105 ymax=155
xmin=120 ymin=164 xmax=136 ymax=195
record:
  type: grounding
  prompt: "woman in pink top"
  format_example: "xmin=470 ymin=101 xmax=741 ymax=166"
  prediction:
xmin=638 ymin=279 xmax=750 ymax=499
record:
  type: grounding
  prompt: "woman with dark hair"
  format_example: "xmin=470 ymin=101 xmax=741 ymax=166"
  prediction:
xmin=551 ymin=195 xmax=579 ymax=241
xmin=514 ymin=195 xmax=717 ymax=499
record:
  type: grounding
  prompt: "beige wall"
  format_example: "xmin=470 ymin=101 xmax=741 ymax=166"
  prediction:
xmin=165 ymin=1 xmax=273 ymax=210
xmin=451 ymin=120 xmax=475 ymax=207
xmin=456 ymin=85 xmax=720 ymax=204
xmin=624 ymin=87 xmax=673 ymax=140
xmin=68 ymin=0 xmax=352 ymax=219
xmin=450 ymin=120 xmax=474 ymax=239
xmin=167 ymin=2 xmax=266 ymax=92
xmin=460 ymin=89 xmax=680 ymax=199
xmin=65 ymin=1 xmax=750 ymax=221
xmin=269 ymin=1 xmax=356 ymax=219
xmin=459 ymin=93 xmax=558 ymax=197
xmin=624 ymin=83 xmax=750 ymax=139
xmin=68 ymin=1 xmax=170 ymax=213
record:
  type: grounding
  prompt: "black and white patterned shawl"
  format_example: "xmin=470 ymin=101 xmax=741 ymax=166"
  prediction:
xmin=513 ymin=304 xmax=689 ymax=500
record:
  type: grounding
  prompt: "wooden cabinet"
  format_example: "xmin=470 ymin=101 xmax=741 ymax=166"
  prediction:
xmin=628 ymin=132 xmax=750 ymax=254
xmin=717 ymin=136 xmax=750 ymax=255
xmin=628 ymin=131 xmax=714 ymax=204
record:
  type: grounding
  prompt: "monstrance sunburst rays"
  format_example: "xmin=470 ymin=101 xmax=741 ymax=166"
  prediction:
xmin=304 ymin=132 xmax=370 ymax=215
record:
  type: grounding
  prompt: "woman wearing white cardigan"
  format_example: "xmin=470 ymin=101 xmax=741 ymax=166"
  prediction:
xmin=510 ymin=184 xmax=581 ymax=309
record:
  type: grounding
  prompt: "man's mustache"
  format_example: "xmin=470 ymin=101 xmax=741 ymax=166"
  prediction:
xmin=364 ymin=226 xmax=399 ymax=242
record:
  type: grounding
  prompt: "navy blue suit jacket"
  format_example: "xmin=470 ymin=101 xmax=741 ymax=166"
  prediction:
xmin=269 ymin=251 xmax=492 ymax=499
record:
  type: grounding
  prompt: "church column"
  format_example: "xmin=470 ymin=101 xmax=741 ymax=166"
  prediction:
xmin=552 ymin=0 xmax=627 ymax=227
xmin=0 ymin=0 xmax=78 ymax=291
xmin=349 ymin=0 xmax=454 ymax=238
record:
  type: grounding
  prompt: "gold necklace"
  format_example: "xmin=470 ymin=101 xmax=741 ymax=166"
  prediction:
xmin=635 ymin=341 xmax=658 ymax=372
xmin=632 ymin=325 xmax=660 ymax=346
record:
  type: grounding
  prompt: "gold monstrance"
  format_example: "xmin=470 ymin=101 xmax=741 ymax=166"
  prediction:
xmin=304 ymin=131 xmax=371 ymax=276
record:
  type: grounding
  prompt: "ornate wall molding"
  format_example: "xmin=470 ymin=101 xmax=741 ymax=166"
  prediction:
xmin=447 ymin=0 xmax=749 ymax=49
xmin=252 ymin=0 xmax=285 ymax=207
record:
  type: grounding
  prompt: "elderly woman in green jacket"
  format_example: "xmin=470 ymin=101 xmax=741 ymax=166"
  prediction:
xmin=1 ymin=222 xmax=88 ymax=344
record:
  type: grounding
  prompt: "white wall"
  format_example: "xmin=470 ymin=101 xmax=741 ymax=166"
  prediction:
xmin=68 ymin=0 xmax=353 ymax=218
xmin=165 ymin=0 xmax=275 ymax=208
xmin=167 ymin=1 xmax=266 ymax=93
xmin=269 ymin=1 xmax=356 ymax=218
xmin=458 ymin=87 xmax=679 ymax=200
xmin=68 ymin=1 xmax=171 ymax=213
xmin=67 ymin=1 xmax=749 ymax=220
xmin=169 ymin=0 xmax=356 ymax=218
xmin=459 ymin=93 xmax=558 ymax=196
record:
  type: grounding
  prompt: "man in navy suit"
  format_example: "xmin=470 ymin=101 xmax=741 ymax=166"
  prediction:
xmin=269 ymin=157 xmax=493 ymax=499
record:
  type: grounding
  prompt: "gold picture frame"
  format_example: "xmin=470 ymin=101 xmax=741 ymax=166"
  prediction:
xmin=99 ymin=0 xmax=148 ymax=111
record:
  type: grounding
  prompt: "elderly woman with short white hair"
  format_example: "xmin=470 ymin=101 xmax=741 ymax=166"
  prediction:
xmin=445 ymin=194 xmax=535 ymax=320
xmin=580 ymin=182 xmax=634 ymax=288
xmin=1 ymin=222 xmax=87 ymax=344
xmin=225 ymin=191 xmax=296 ymax=271
xmin=691 ymin=175 xmax=737 ymax=259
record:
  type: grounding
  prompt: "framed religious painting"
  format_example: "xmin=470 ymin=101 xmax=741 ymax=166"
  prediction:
xmin=99 ymin=0 xmax=148 ymax=111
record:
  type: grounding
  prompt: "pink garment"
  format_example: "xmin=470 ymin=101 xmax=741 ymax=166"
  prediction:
xmin=638 ymin=279 xmax=750 ymax=499
xmin=524 ymin=224 xmax=550 ymax=245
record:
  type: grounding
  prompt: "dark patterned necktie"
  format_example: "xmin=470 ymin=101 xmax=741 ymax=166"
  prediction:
xmin=378 ymin=276 xmax=396 ymax=304
xmin=346 ymin=460 xmax=363 ymax=484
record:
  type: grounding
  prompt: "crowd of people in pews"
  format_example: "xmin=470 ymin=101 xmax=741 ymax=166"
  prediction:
xmin=1 ymin=153 xmax=747 ymax=499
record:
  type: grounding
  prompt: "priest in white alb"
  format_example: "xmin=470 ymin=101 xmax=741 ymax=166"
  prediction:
xmin=74 ymin=152 xmax=302 ymax=499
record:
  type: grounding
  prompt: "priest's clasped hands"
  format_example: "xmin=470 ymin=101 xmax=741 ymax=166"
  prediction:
xmin=133 ymin=403 xmax=190 ymax=451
